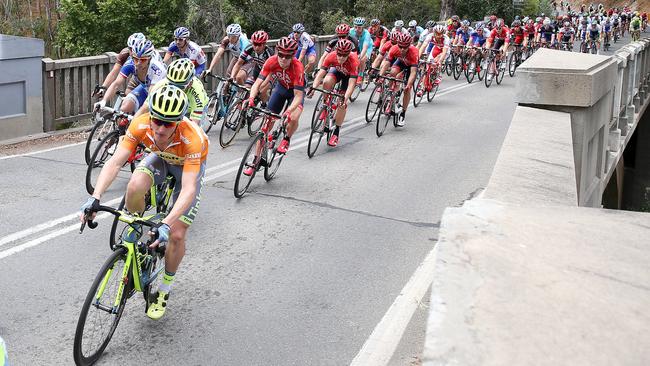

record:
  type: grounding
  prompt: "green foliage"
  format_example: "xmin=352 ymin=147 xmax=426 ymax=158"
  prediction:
xmin=522 ymin=0 xmax=540 ymax=18
xmin=56 ymin=0 xmax=186 ymax=57
xmin=321 ymin=10 xmax=353 ymax=34
xmin=455 ymin=0 xmax=515 ymax=23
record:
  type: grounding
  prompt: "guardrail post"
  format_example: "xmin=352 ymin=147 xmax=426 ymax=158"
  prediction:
xmin=42 ymin=57 xmax=56 ymax=132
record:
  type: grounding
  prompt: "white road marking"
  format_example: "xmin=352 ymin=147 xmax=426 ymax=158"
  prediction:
xmin=349 ymin=245 xmax=438 ymax=366
xmin=0 ymin=141 xmax=86 ymax=161
xmin=0 ymin=82 xmax=471 ymax=259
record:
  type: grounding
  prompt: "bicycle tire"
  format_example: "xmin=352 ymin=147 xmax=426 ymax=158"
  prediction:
xmin=219 ymin=98 xmax=244 ymax=148
xmin=496 ymin=58 xmax=505 ymax=85
xmin=86 ymin=130 xmax=121 ymax=195
xmin=445 ymin=54 xmax=453 ymax=76
xmin=84 ymin=118 xmax=112 ymax=165
xmin=412 ymin=71 xmax=425 ymax=107
xmin=365 ymin=84 xmax=382 ymax=123
xmin=204 ymin=93 xmax=221 ymax=134
xmin=264 ymin=128 xmax=286 ymax=181
xmin=452 ymin=53 xmax=462 ymax=80
xmin=477 ymin=56 xmax=485 ymax=81
xmin=234 ymin=132 xmax=264 ymax=198
xmin=360 ymin=71 xmax=370 ymax=92
xmin=376 ymin=95 xmax=392 ymax=137
xmin=349 ymin=84 xmax=361 ymax=102
xmin=508 ymin=53 xmax=517 ymax=77
xmin=484 ymin=56 xmax=494 ymax=88
xmin=73 ymin=247 xmax=129 ymax=366
xmin=247 ymin=107 xmax=265 ymax=137
xmin=466 ymin=58 xmax=476 ymax=83
xmin=308 ymin=94 xmax=327 ymax=158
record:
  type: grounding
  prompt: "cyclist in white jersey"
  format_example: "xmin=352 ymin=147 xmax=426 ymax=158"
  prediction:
xmin=202 ymin=23 xmax=250 ymax=79
xmin=290 ymin=23 xmax=318 ymax=77
xmin=163 ymin=26 xmax=207 ymax=75
xmin=95 ymin=39 xmax=167 ymax=114
xmin=391 ymin=20 xmax=410 ymax=35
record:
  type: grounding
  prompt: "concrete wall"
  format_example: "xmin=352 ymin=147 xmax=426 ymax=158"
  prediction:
xmin=0 ymin=35 xmax=44 ymax=142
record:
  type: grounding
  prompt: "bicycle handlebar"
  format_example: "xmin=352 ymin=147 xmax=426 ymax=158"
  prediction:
xmin=249 ymin=106 xmax=282 ymax=119
xmin=309 ymin=86 xmax=344 ymax=97
xmin=81 ymin=205 xmax=159 ymax=234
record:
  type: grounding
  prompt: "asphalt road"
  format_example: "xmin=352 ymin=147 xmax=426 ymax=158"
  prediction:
xmin=0 ymin=37 xmax=630 ymax=366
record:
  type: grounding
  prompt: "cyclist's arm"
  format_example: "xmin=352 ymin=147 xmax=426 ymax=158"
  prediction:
xmin=286 ymin=89 xmax=304 ymax=113
xmin=101 ymin=74 xmax=127 ymax=103
xmin=406 ymin=65 xmax=417 ymax=88
xmin=102 ymin=62 xmax=123 ymax=89
xmin=195 ymin=61 xmax=206 ymax=75
xmin=163 ymin=52 xmax=173 ymax=64
xmin=207 ymin=47 xmax=226 ymax=73
xmin=230 ymin=58 xmax=245 ymax=79
xmin=298 ymin=47 xmax=307 ymax=64
xmin=249 ymin=73 xmax=273 ymax=101
xmin=92 ymin=146 xmax=132 ymax=200
xmin=344 ymin=75 xmax=356 ymax=102
xmin=161 ymin=170 xmax=199 ymax=226
xmin=134 ymin=103 xmax=148 ymax=118
xmin=317 ymin=51 xmax=329 ymax=69
xmin=311 ymin=68 xmax=327 ymax=89
xmin=379 ymin=59 xmax=391 ymax=75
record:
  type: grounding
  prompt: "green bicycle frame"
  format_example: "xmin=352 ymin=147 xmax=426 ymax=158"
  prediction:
xmin=94 ymin=211 xmax=163 ymax=313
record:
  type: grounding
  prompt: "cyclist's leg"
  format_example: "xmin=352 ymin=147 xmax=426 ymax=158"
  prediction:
xmin=306 ymin=46 xmax=317 ymax=75
xmin=126 ymin=153 xmax=168 ymax=214
xmin=121 ymin=84 xmax=147 ymax=115
xmin=148 ymin=162 xmax=205 ymax=320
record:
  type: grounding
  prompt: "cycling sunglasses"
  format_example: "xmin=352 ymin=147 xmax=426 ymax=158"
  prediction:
xmin=278 ymin=53 xmax=294 ymax=60
xmin=151 ymin=118 xmax=177 ymax=128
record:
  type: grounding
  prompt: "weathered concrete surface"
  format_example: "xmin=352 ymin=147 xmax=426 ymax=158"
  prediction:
xmin=483 ymin=106 xmax=577 ymax=206
xmin=423 ymin=198 xmax=650 ymax=366
xmin=516 ymin=48 xmax=618 ymax=108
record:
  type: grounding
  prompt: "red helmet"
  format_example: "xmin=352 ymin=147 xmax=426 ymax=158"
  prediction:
xmin=336 ymin=23 xmax=351 ymax=35
xmin=276 ymin=36 xmax=298 ymax=53
xmin=251 ymin=30 xmax=269 ymax=44
xmin=336 ymin=38 xmax=354 ymax=54
xmin=389 ymin=31 xmax=400 ymax=43
xmin=397 ymin=33 xmax=412 ymax=47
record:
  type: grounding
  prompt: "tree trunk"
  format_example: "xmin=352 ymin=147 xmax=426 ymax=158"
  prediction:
xmin=439 ymin=0 xmax=456 ymax=21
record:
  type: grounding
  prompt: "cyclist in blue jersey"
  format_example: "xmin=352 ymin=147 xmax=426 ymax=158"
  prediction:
xmin=202 ymin=23 xmax=249 ymax=80
xmin=454 ymin=20 xmax=473 ymax=46
xmin=407 ymin=20 xmax=425 ymax=43
xmin=290 ymin=23 xmax=318 ymax=77
xmin=163 ymin=27 xmax=207 ymax=75
xmin=95 ymin=39 xmax=167 ymax=115
xmin=350 ymin=17 xmax=373 ymax=85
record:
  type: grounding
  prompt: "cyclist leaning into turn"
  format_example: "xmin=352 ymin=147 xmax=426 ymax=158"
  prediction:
xmin=81 ymin=84 xmax=209 ymax=320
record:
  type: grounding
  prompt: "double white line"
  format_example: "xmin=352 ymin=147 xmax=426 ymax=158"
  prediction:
xmin=0 ymin=81 xmax=476 ymax=260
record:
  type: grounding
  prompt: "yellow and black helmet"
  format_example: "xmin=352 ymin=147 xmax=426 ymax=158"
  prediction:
xmin=166 ymin=58 xmax=195 ymax=88
xmin=148 ymin=85 xmax=188 ymax=122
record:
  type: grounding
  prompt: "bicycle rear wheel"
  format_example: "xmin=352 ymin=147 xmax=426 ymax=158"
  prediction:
xmin=452 ymin=54 xmax=462 ymax=80
xmin=466 ymin=58 xmax=476 ymax=83
xmin=496 ymin=58 xmax=506 ymax=84
xmin=234 ymin=132 xmax=264 ymax=198
xmin=365 ymin=83 xmax=382 ymax=123
xmin=86 ymin=130 xmax=121 ymax=195
xmin=349 ymin=84 xmax=361 ymax=102
xmin=427 ymin=72 xmax=439 ymax=102
xmin=264 ymin=128 xmax=286 ymax=181
xmin=219 ymin=98 xmax=244 ymax=148
xmin=247 ymin=107 xmax=265 ymax=136
xmin=73 ymin=247 xmax=129 ymax=366
xmin=508 ymin=53 xmax=517 ymax=77
xmin=477 ymin=56 xmax=485 ymax=81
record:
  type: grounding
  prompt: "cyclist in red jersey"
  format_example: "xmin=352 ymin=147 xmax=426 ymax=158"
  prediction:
xmin=486 ymin=18 xmax=510 ymax=59
xmin=379 ymin=33 xmax=418 ymax=126
xmin=523 ymin=19 xmax=537 ymax=48
xmin=371 ymin=31 xmax=399 ymax=70
xmin=247 ymin=37 xmax=305 ymax=160
xmin=510 ymin=20 xmax=526 ymax=46
xmin=369 ymin=19 xmax=390 ymax=49
xmin=309 ymin=39 xmax=359 ymax=147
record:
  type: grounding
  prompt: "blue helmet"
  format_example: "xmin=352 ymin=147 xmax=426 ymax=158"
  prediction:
xmin=174 ymin=26 xmax=190 ymax=39
xmin=127 ymin=32 xmax=145 ymax=50
xmin=132 ymin=39 xmax=155 ymax=58
xmin=292 ymin=23 xmax=305 ymax=33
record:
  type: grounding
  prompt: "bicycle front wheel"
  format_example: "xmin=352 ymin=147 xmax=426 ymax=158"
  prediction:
xmin=234 ymin=132 xmax=264 ymax=198
xmin=496 ymin=59 xmax=506 ymax=84
xmin=376 ymin=96 xmax=392 ymax=137
xmin=349 ymin=84 xmax=361 ymax=102
xmin=204 ymin=93 xmax=221 ymax=134
xmin=413 ymin=71 xmax=425 ymax=107
xmin=508 ymin=53 xmax=517 ymax=77
xmin=86 ymin=130 xmax=121 ymax=195
xmin=365 ymin=83 xmax=382 ymax=123
xmin=73 ymin=247 xmax=129 ymax=366
xmin=84 ymin=119 xmax=113 ymax=165
xmin=308 ymin=95 xmax=327 ymax=158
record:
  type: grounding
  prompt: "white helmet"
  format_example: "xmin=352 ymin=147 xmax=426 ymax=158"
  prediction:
xmin=226 ymin=23 xmax=242 ymax=36
xmin=543 ymin=18 xmax=551 ymax=25
xmin=408 ymin=20 xmax=417 ymax=27
xmin=434 ymin=24 xmax=446 ymax=33
xmin=127 ymin=32 xmax=146 ymax=49
xmin=394 ymin=20 xmax=404 ymax=27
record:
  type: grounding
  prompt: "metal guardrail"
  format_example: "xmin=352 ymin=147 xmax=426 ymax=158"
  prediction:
xmin=41 ymin=35 xmax=333 ymax=131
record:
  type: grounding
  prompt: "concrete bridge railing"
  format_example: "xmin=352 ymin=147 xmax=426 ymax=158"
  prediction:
xmin=422 ymin=39 xmax=650 ymax=365
xmin=40 ymin=35 xmax=333 ymax=132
